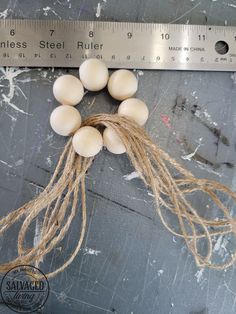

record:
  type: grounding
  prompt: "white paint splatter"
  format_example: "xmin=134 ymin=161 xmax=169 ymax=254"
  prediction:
xmin=181 ymin=144 xmax=201 ymax=161
xmin=213 ymin=235 xmax=229 ymax=258
xmin=33 ymin=219 xmax=45 ymax=266
xmin=38 ymin=6 xmax=62 ymax=19
xmin=15 ymin=159 xmax=24 ymax=166
xmin=123 ymin=171 xmax=139 ymax=181
xmin=127 ymin=195 xmax=150 ymax=204
xmin=5 ymin=112 xmax=17 ymax=122
xmin=45 ymin=133 xmax=54 ymax=143
xmin=33 ymin=218 xmax=42 ymax=248
xmin=84 ymin=247 xmax=101 ymax=256
xmin=230 ymin=72 xmax=236 ymax=84
xmin=0 ymin=9 xmax=10 ymax=19
xmin=157 ymin=269 xmax=164 ymax=276
xmin=197 ymin=137 xmax=203 ymax=144
xmin=42 ymin=6 xmax=51 ymax=15
xmin=29 ymin=182 xmax=44 ymax=195
xmin=137 ymin=70 xmax=144 ymax=76
xmin=196 ymin=162 xmax=222 ymax=177
xmin=195 ymin=268 xmax=204 ymax=283
xmin=203 ymin=110 xmax=218 ymax=125
xmin=88 ymin=97 xmax=96 ymax=109
xmin=95 ymin=2 xmax=101 ymax=18
xmin=169 ymin=2 xmax=201 ymax=24
xmin=0 ymin=159 xmax=12 ymax=168
xmin=213 ymin=235 xmax=223 ymax=252
xmin=41 ymin=71 xmax=48 ymax=79
xmin=195 ymin=109 xmax=218 ymax=126
xmin=0 ymin=67 xmax=31 ymax=115
xmin=46 ymin=156 xmax=53 ymax=167
xmin=5 ymin=111 xmax=17 ymax=137
xmin=228 ymin=3 xmax=236 ymax=9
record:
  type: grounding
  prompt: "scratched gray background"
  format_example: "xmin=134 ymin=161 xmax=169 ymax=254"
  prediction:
xmin=0 ymin=0 xmax=236 ymax=313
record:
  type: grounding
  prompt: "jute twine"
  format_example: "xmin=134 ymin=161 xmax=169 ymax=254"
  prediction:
xmin=0 ymin=114 xmax=236 ymax=279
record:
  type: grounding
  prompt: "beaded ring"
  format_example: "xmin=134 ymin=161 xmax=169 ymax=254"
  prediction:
xmin=50 ymin=58 xmax=149 ymax=157
xmin=1 ymin=58 xmax=236 ymax=279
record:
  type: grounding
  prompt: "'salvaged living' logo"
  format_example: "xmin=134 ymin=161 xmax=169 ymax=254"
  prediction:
xmin=0 ymin=265 xmax=49 ymax=313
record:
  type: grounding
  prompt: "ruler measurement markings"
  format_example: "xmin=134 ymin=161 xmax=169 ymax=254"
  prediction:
xmin=0 ymin=20 xmax=236 ymax=70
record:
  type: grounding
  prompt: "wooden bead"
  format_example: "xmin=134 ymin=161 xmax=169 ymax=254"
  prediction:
xmin=53 ymin=74 xmax=84 ymax=106
xmin=72 ymin=126 xmax=103 ymax=157
xmin=107 ymin=69 xmax=138 ymax=100
xmin=118 ymin=98 xmax=149 ymax=126
xmin=103 ymin=127 xmax=126 ymax=154
xmin=79 ymin=58 xmax=109 ymax=91
xmin=50 ymin=105 xmax=81 ymax=136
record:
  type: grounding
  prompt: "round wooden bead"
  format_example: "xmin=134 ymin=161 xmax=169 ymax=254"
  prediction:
xmin=107 ymin=69 xmax=138 ymax=100
xmin=103 ymin=127 xmax=126 ymax=154
xmin=72 ymin=126 xmax=103 ymax=157
xmin=79 ymin=58 xmax=109 ymax=91
xmin=118 ymin=98 xmax=149 ymax=126
xmin=50 ymin=105 xmax=82 ymax=136
xmin=53 ymin=74 xmax=84 ymax=106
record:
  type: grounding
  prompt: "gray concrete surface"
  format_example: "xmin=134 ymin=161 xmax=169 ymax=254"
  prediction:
xmin=0 ymin=0 xmax=236 ymax=313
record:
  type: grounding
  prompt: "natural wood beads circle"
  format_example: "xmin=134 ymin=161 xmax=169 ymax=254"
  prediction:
xmin=50 ymin=59 xmax=149 ymax=156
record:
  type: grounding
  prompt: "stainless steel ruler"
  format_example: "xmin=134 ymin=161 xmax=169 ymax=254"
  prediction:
xmin=0 ymin=19 xmax=236 ymax=71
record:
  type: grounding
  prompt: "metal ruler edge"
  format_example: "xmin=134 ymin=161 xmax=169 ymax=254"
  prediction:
xmin=0 ymin=19 xmax=235 ymax=71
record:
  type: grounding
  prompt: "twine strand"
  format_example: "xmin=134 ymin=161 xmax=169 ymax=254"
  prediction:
xmin=0 ymin=114 xmax=235 ymax=277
